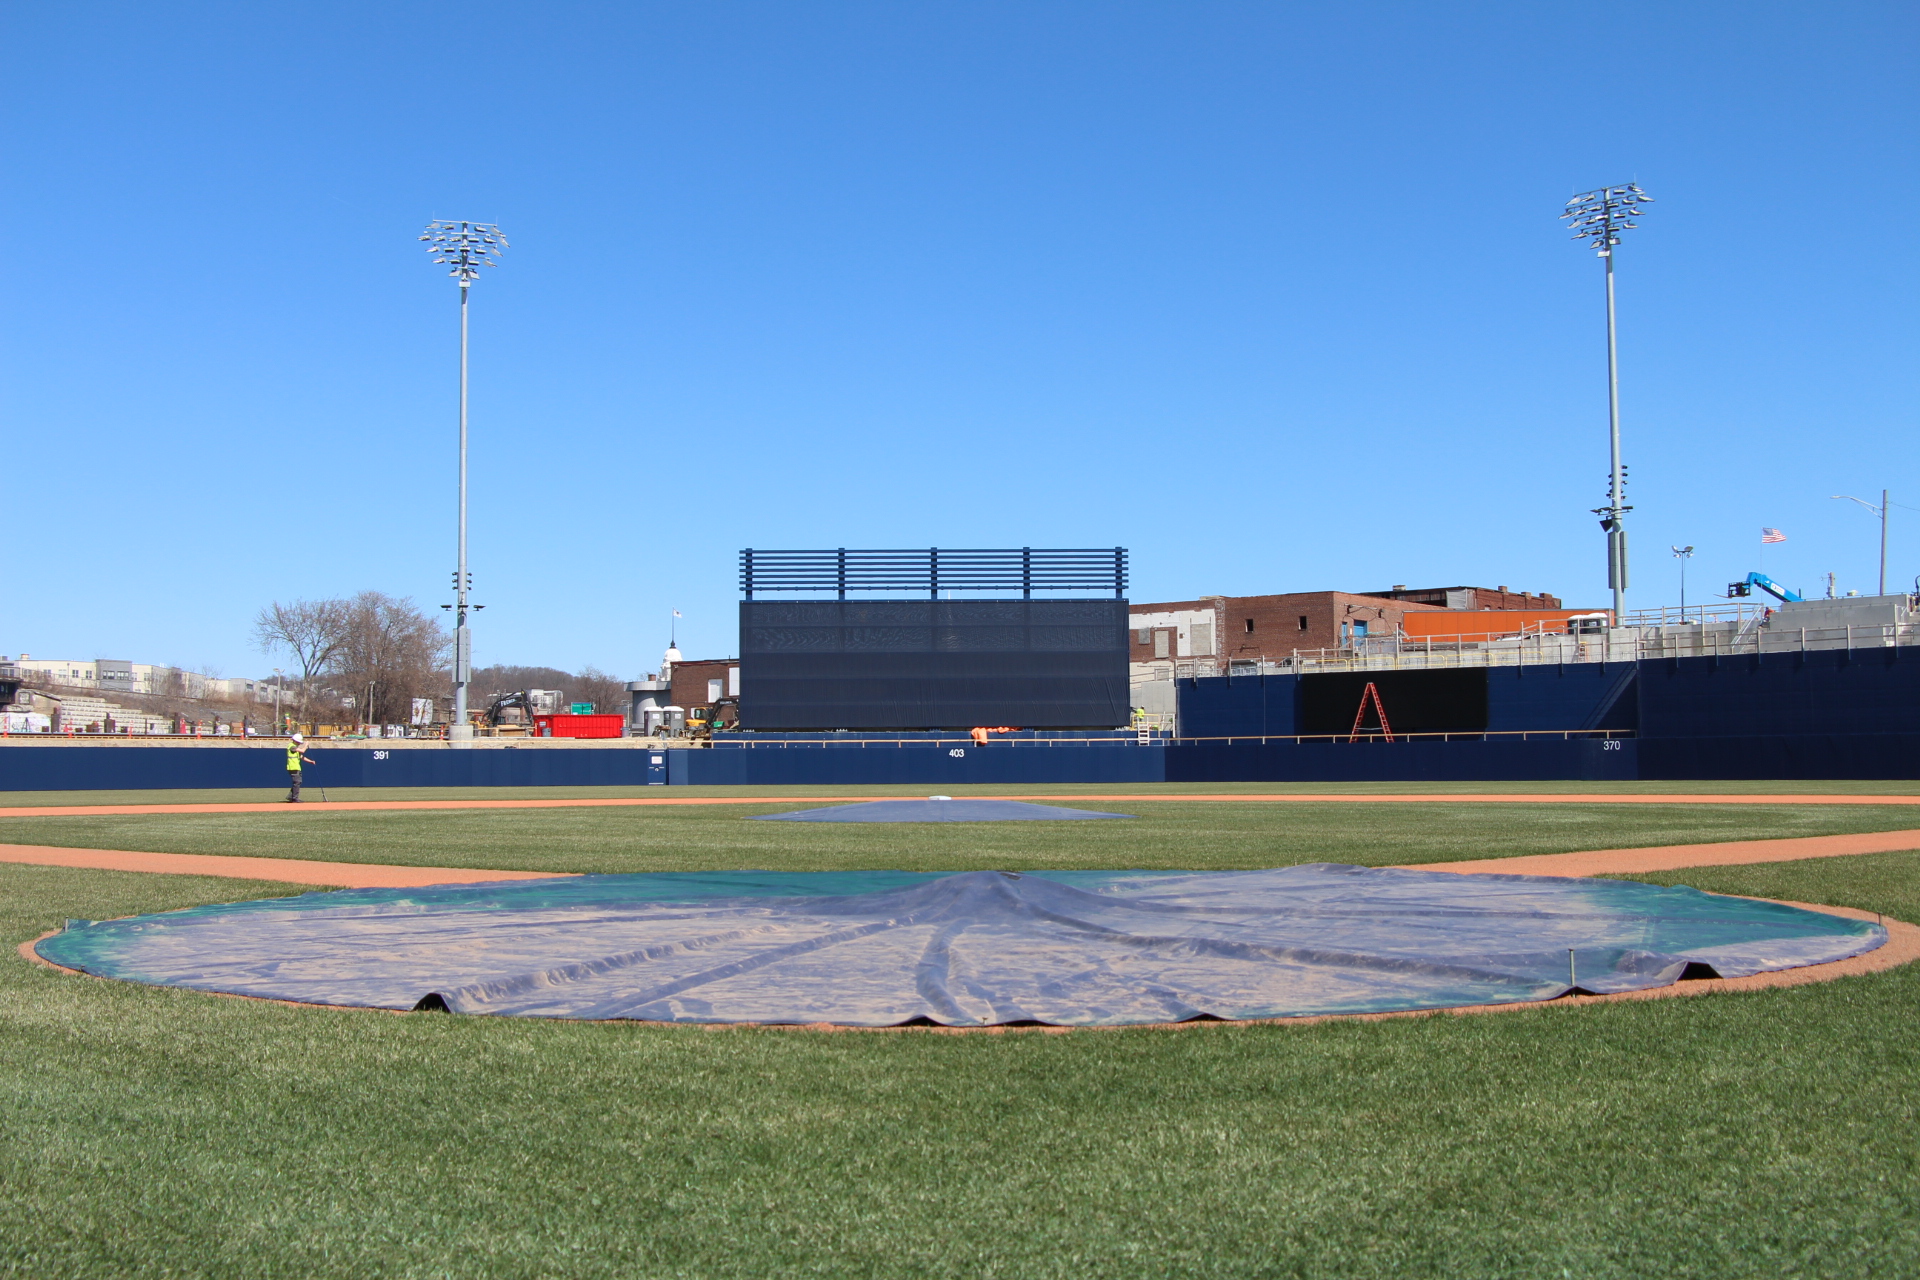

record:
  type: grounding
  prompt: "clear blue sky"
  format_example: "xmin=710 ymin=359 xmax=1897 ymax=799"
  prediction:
xmin=3 ymin=2 xmax=1914 ymax=676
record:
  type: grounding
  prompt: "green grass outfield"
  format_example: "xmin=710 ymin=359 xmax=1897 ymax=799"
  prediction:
xmin=6 ymin=777 xmax=1920 ymax=808
xmin=4 ymin=789 xmax=1920 ymax=876
xmin=2 ymin=797 xmax=1917 ymax=1277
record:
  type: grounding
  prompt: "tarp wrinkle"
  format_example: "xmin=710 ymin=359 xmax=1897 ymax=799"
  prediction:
xmin=36 ymin=865 xmax=1884 ymax=1027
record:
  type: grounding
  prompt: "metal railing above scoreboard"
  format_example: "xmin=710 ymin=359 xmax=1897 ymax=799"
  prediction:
xmin=739 ymin=547 xmax=1129 ymax=599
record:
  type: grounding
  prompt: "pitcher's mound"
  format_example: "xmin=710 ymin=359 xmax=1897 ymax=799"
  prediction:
xmin=753 ymin=799 xmax=1132 ymax=823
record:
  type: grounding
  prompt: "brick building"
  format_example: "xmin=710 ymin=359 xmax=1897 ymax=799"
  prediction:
xmin=668 ymin=658 xmax=740 ymax=711
xmin=1359 ymin=585 xmax=1561 ymax=611
xmin=1129 ymin=584 xmax=1565 ymax=674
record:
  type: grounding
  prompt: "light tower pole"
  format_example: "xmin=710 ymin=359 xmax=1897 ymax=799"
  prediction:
xmin=1563 ymin=184 xmax=1654 ymax=622
xmin=421 ymin=220 xmax=507 ymax=742
xmin=1670 ymin=545 xmax=1694 ymax=619
xmin=1830 ymin=491 xmax=1890 ymax=595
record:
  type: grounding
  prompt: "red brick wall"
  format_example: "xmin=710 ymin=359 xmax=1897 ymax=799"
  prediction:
xmin=668 ymin=659 xmax=738 ymax=709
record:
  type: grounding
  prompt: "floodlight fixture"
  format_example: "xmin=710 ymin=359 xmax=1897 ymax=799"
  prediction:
xmin=421 ymin=220 xmax=508 ymax=284
xmin=1561 ymin=185 xmax=1653 ymax=257
xmin=421 ymin=219 xmax=508 ymax=741
xmin=1565 ymin=184 xmax=1654 ymax=621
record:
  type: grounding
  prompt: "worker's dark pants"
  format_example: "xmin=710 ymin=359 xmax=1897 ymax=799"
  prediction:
xmin=287 ymin=770 xmax=301 ymax=802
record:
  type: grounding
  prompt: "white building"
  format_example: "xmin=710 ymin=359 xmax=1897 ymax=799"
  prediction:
xmin=2 ymin=656 xmax=273 ymax=701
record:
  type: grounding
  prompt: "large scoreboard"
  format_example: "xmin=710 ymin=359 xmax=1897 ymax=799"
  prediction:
xmin=734 ymin=548 xmax=1131 ymax=731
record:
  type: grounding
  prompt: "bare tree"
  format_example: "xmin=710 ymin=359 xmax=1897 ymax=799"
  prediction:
xmin=254 ymin=599 xmax=350 ymax=721
xmin=325 ymin=592 xmax=450 ymax=724
xmin=570 ymin=665 xmax=626 ymax=715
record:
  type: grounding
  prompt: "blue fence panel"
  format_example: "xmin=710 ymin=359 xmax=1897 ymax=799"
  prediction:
xmin=0 ymin=747 xmax=288 ymax=791
xmin=1165 ymin=738 xmax=1638 ymax=783
xmin=1638 ymin=648 xmax=1920 ymax=738
xmin=1487 ymin=664 xmax=1638 ymax=732
xmin=1638 ymin=732 xmax=1920 ymax=780
xmin=1176 ymin=674 xmax=1299 ymax=739
xmin=0 ymin=746 xmax=661 ymax=792
xmin=673 ymin=744 xmax=1165 ymax=786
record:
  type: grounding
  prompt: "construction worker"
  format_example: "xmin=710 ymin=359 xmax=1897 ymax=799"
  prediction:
xmin=285 ymin=733 xmax=314 ymax=802
xmin=970 ymin=726 xmax=990 ymax=747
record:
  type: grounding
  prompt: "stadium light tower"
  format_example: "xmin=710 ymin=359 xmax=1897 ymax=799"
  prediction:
xmin=421 ymin=220 xmax=507 ymax=742
xmin=1563 ymin=184 xmax=1654 ymax=623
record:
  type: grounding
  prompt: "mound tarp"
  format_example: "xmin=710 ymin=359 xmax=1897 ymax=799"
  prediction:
xmin=38 ymin=866 xmax=1883 ymax=1026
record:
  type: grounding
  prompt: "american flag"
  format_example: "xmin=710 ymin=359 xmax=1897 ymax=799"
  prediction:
xmin=1761 ymin=527 xmax=1787 ymax=544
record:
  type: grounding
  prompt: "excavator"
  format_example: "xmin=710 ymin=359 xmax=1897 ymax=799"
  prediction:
xmin=1726 ymin=572 xmax=1804 ymax=604
xmin=484 ymin=689 xmax=561 ymax=729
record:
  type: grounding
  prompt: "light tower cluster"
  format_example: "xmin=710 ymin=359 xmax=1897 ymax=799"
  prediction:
xmin=421 ymin=220 xmax=507 ymax=741
xmin=1562 ymin=183 xmax=1653 ymax=621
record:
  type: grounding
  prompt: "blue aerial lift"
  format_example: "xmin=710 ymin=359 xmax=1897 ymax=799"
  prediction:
xmin=1726 ymin=572 xmax=1803 ymax=603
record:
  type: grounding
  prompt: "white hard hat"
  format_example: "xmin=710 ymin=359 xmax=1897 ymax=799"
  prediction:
xmin=291 ymin=733 xmax=304 ymax=743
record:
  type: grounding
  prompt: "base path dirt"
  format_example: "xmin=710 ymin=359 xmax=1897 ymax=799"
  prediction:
xmin=6 ymin=825 xmax=1920 ymax=890
xmin=0 ymin=843 xmax=573 ymax=888
xmin=5 ymin=792 xmax=1920 ymax=819
xmin=1404 ymin=827 xmax=1920 ymax=877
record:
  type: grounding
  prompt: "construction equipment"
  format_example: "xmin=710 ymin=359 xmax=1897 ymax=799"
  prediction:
xmin=1726 ymin=572 xmax=1804 ymax=604
xmin=687 ymin=697 xmax=739 ymax=740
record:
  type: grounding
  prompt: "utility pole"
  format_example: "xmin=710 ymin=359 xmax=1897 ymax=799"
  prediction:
xmin=1564 ymin=184 xmax=1654 ymax=622
xmin=421 ymin=221 xmax=508 ymax=743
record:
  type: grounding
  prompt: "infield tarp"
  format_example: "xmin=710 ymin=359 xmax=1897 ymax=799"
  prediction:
xmin=37 ymin=866 xmax=1884 ymax=1026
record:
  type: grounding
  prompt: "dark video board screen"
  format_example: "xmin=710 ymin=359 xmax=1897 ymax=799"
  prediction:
xmin=738 ymin=599 xmax=1130 ymax=730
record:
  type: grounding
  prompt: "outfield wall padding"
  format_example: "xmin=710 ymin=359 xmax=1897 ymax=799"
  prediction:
xmin=1176 ymin=664 xmax=1640 ymax=740
xmin=670 ymin=744 xmax=1165 ymax=786
xmin=1636 ymin=732 xmax=1920 ymax=780
xmin=1164 ymin=738 xmax=1637 ymax=783
xmin=1637 ymin=648 xmax=1920 ymax=738
xmin=0 ymin=746 xmax=666 ymax=792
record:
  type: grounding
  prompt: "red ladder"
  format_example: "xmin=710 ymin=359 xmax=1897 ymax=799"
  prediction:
xmin=1348 ymin=682 xmax=1394 ymax=743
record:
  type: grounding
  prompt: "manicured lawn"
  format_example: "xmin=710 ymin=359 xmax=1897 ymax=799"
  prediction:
xmin=3 ymin=797 xmax=1920 ymax=877
xmin=1 ymin=815 xmax=1915 ymax=1277
xmin=3 ymin=777 xmax=1920 ymax=807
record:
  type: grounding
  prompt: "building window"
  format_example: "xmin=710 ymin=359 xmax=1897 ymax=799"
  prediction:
xmin=1297 ymin=616 xmax=1309 ymax=631
xmin=1152 ymin=631 xmax=1170 ymax=659
xmin=1244 ymin=618 xmax=1255 ymax=633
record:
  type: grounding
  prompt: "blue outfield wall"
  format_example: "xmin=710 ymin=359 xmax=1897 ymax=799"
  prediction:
xmin=0 ymin=746 xmax=667 ymax=792
xmin=1166 ymin=738 xmax=1638 ymax=783
xmin=1176 ymin=665 xmax=1640 ymax=738
xmin=1488 ymin=665 xmax=1638 ymax=732
xmin=672 ymin=745 xmax=1165 ymax=786
xmin=1637 ymin=648 xmax=1919 ymax=738
xmin=0 ymin=735 xmax=1903 ymax=786
xmin=1637 ymin=733 xmax=1920 ymax=781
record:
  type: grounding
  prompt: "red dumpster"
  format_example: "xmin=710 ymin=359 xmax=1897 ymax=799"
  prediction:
xmin=531 ymin=713 xmax=626 ymax=739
